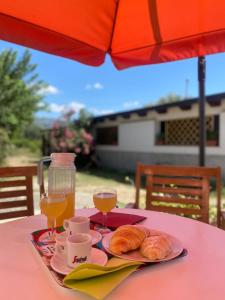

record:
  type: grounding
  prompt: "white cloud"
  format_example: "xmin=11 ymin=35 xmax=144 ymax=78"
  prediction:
xmin=85 ymin=82 xmax=104 ymax=90
xmin=38 ymin=85 xmax=60 ymax=95
xmin=93 ymin=82 xmax=103 ymax=90
xmin=49 ymin=103 xmax=65 ymax=113
xmin=50 ymin=101 xmax=85 ymax=114
xmin=123 ymin=100 xmax=141 ymax=109
xmin=90 ymin=108 xmax=114 ymax=116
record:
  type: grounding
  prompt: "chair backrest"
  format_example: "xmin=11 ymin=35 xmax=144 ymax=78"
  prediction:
xmin=135 ymin=162 xmax=222 ymax=226
xmin=0 ymin=166 xmax=37 ymax=220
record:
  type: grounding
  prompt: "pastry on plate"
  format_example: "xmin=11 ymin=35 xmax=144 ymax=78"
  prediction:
xmin=140 ymin=235 xmax=172 ymax=261
xmin=109 ymin=225 xmax=150 ymax=255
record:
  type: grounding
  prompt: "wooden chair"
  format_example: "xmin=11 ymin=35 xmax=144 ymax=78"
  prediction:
xmin=133 ymin=162 xmax=222 ymax=227
xmin=0 ymin=166 xmax=37 ymax=220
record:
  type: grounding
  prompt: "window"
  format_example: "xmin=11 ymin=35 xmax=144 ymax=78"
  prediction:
xmin=156 ymin=115 xmax=219 ymax=146
xmin=96 ymin=126 xmax=118 ymax=145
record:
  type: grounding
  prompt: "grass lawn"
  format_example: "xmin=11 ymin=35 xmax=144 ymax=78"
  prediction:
xmin=2 ymin=148 xmax=138 ymax=212
xmin=75 ymin=168 xmax=140 ymax=209
xmin=76 ymin=169 xmax=219 ymax=225
xmin=2 ymin=147 xmax=223 ymax=225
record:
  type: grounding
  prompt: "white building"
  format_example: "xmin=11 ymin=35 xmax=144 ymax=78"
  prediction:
xmin=93 ymin=93 xmax=225 ymax=176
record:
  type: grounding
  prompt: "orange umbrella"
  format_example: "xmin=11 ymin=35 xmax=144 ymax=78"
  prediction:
xmin=1 ymin=1 xmax=225 ymax=68
xmin=1 ymin=0 xmax=225 ymax=165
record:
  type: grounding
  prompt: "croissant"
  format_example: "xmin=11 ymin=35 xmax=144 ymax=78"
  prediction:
xmin=140 ymin=235 xmax=172 ymax=261
xmin=109 ymin=225 xmax=149 ymax=255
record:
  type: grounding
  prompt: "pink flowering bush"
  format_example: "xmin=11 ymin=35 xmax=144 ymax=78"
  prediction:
xmin=49 ymin=109 xmax=95 ymax=167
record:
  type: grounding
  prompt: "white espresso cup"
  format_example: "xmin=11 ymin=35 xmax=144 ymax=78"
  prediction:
xmin=63 ymin=216 xmax=90 ymax=235
xmin=67 ymin=233 xmax=92 ymax=268
xmin=55 ymin=231 xmax=68 ymax=256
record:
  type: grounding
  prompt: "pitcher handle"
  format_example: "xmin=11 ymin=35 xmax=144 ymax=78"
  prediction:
xmin=37 ymin=156 xmax=51 ymax=195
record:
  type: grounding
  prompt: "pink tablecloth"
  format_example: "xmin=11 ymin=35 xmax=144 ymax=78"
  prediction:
xmin=1 ymin=208 xmax=225 ymax=300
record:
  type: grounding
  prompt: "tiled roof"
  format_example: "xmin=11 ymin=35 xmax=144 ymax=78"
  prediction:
xmin=93 ymin=92 xmax=225 ymax=123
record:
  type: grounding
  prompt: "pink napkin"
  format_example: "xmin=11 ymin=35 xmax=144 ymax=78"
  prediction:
xmin=90 ymin=212 xmax=146 ymax=230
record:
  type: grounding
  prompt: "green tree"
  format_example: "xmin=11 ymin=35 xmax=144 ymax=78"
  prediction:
xmin=75 ymin=108 xmax=93 ymax=130
xmin=0 ymin=128 xmax=9 ymax=164
xmin=0 ymin=49 xmax=47 ymax=140
xmin=156 ymin=93 xmax=183 ymax=105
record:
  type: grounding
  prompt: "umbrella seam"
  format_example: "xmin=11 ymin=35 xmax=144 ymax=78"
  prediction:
xmin=108 ymin=0 xmax=120 ymax=52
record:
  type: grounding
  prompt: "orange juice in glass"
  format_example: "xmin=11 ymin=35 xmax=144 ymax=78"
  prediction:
xmin=40 ymin=196 xmax=67 ymax=218
xmin=40 ymin=193 xmax=67 ymax=240
xmin=93 ymin=189 xmax=117 ymax=228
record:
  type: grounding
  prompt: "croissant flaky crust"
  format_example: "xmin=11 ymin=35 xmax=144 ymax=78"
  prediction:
xmin=140 ymin=235 xmax=172 ymax=261
xmin=109 ymin=225 xmax=150 ymax=255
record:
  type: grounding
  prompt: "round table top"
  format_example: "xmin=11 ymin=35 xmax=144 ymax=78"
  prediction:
xmin=1 ymin=208 xmax=225 ymax=300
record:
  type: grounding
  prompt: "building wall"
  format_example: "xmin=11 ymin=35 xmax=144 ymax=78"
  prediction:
xmin=97 ymin=149 xmax=225 ymax=175
xmin=119 ymin=120 xmax=155 ymax=151
xmin=94 ymin=101 xmax=225 ymax=176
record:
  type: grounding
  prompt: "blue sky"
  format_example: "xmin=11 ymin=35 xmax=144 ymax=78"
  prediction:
xmin=1 ymin=40 xmax=225 ymax=119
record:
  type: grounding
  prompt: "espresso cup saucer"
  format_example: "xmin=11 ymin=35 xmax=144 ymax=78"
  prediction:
xmin=50 ymin=248 xmax=108 ymax=275
xmin=90 ymin=229 xmax=102 ymax=245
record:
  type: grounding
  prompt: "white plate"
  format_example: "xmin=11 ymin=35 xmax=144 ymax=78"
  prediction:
xmin=50 ymin=248 xmax=108 ymax=275
xmin=90 ymin=230 xmax=102 ymax=245
xmin=102 ymin=229 xmax=184 ymax=263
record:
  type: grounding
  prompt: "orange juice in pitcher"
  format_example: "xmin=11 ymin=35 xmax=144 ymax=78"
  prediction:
xmin=55 ymin=192 xmax=75 ymax=226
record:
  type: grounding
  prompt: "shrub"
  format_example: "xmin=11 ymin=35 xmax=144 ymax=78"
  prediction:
xmin=206 ymin=130 xmax=217 ymax=141
xmin=0 ymin=128 xmax=10 ymax=164
xmin=49 ymin=109 xmax=95 ymax=169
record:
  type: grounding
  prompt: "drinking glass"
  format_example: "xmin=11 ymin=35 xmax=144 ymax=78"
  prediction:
xmin=93 ymin=188 xmax=117 ymax=229
xmin=40 ymin=193 xmax=67 ymax=241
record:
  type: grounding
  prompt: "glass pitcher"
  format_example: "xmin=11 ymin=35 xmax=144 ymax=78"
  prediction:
xmin=38 ymin=153 xmax=76 ymax=227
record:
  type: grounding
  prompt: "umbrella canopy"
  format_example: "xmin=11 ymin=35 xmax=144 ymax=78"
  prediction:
xmin=1 ymin=0 xmax=225 ymax=165
xmin=111 ymin=0 xmax=225 ymax=69
xmin=0 ymin=1 xmax=116 ymax=66
xmin=1 ymin=0 xmax=225 ymax=69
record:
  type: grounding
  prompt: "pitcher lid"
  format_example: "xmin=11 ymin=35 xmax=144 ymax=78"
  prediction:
xmin=51 ymin=153 xmax=76 ymax=164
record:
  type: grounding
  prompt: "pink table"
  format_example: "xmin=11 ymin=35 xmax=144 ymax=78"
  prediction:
xmin=1 ymin=208 xmax=225 ymax=300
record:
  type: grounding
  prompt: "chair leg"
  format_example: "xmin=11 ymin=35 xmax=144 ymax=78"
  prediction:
xmin=220 ymin=212 xmax=225 ymax=230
